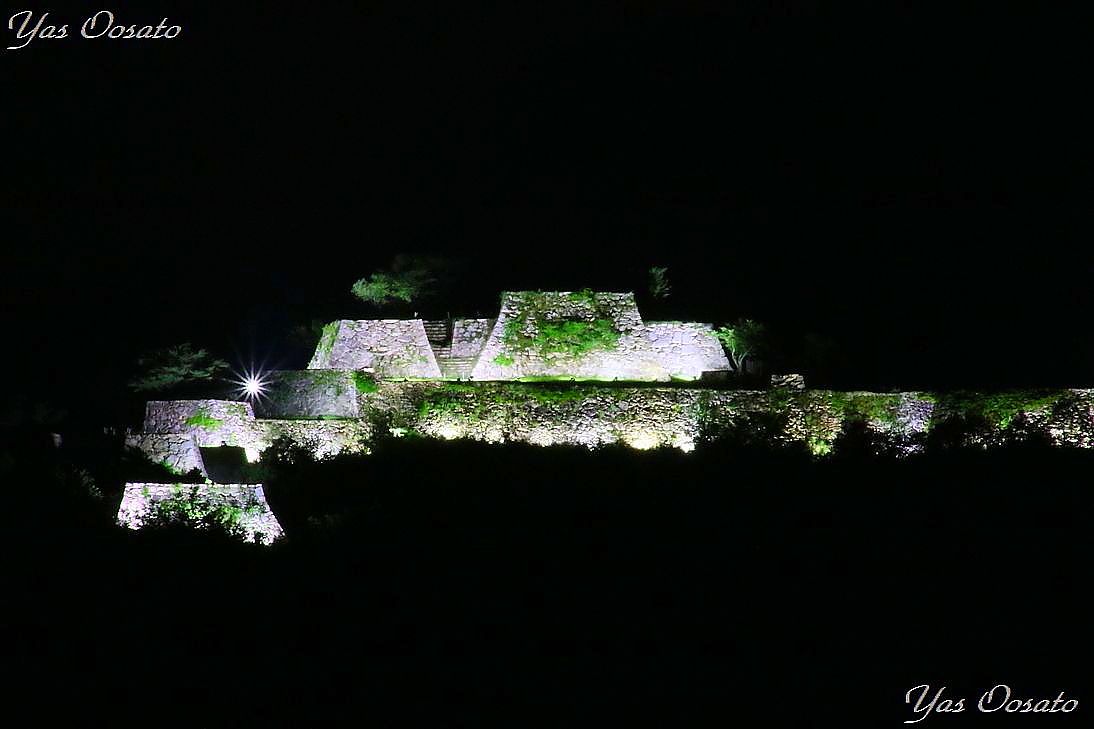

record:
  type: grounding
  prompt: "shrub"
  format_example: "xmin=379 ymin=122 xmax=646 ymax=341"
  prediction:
xmin=531 ymin=319 xmax=620 ymax=357
xmin=352 ymin=371 xmax=379 ymax=394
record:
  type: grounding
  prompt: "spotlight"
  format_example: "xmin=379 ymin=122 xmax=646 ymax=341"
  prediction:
xmin=232 ymin=368 xmax=269 ymax=402
xmin=244 ymin=376 xmax=264 ymax=397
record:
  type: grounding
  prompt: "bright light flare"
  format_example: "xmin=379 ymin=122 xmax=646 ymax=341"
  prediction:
xmin=232 ymin=368 xmax=269 ymax=402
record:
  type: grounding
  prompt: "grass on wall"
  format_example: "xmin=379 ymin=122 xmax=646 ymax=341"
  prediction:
xmin=185 ymin=409 xmax=223 ymax=430
xmin=352 ymin=371 xmax=379 ymax=394
xmin=313 ymin=321 xmax=341 ymax=363
xmin=495 ymin=290 xmax=622 ymax=363
xmin=151 ymin=485 xmax=264 ymax=533
xmin=931 ymin=390 xmax=1063 ymax=429
xmin=415 ymin=382 xmax=600 ymax=421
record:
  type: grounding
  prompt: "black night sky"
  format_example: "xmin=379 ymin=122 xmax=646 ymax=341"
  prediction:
xmin=4 ymin=3 xmax=1093 ymax=724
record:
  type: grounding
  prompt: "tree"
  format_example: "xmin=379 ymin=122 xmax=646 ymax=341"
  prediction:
xmin=714 ymin=319 xmax=768 ymax=375
xmin=351 ymin=254 xmax=445 ymax=308
xmin=129 ymin=343 xmax=229 ymax=393
xmin=648 ymin=266 xmax=671 ymax=300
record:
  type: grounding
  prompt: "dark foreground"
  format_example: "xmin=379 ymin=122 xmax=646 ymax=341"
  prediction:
xmin=6 ymin=433 xmax=1090 ymax=725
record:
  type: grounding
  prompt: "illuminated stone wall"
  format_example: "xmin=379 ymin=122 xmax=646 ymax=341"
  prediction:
xmin=309 ymin=319 xmax=441 ymax=379
xmin=122 ymin=386 xmax=1094 ymax=543
xmin=259 ymin=418 xmax=371 ymax=459
xmin=368 ymin=383 xmax=1094 ymax=454
xmin=117 ymin=483 xmax=283 ymax=544
xmin=1047 ymin=389 xmax=1094 ymax=448
xmin=470 ymin=291 xmax=732 ymax=381
xmin=136 ymin=388 xmax=1094 ymax=463
xmin=642 ymin=322 xmax=735 ymax=379
xmin=395 ymin=382 xmax=705 ymax=450
xmin=370 ymin=383 xmax=934 ymax=453
xmin=451 ymin=318 xmax=494 ymax=357
xmin=144 ymin=400 xmax=265 ymax=457
xmin=303 ymin=293 xmax=730 ymax=382
xmin=141 ymin=399 xmax=370 ymax=462
xmin=255 ymin=370 xmax=359 ymax=419
xmin=124 ymin=432 xmax=207 ymax=476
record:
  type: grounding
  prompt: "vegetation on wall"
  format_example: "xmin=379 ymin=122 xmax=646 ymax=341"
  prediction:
xmin=308 ymin=369 xmax=349 ymax=395
xmin=149 ymin=485 xmax=263 ymax=535
xmin=529 ymin=319 xmax=619 ymax=357
xmin=313 ymin=321 xmax=341 ymax=363
xmin=496 ymin=290 xmax=622 ymax=363
xmin=828 ymin=392 xmax=904 ymax=426
xmin=415 ymin=382 xmax=602 ymax=422
xmin=184 ymin=408 xmax=223 ymax=430
xmin=762 ymin=389 xmax=907 ymax=456
xmin=714 ymin=319 xmax=768 ymax=374
xmin=931 ymin=390 xmax=1063 ymax=430
xmin=352 ymin=371 xmax=379 ymax=394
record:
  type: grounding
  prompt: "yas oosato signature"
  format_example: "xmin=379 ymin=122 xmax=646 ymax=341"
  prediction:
xmin=906 ymin=684 xmax=1078 ymax=723
xmin=7 ymin=10 xmax=182 ymax=51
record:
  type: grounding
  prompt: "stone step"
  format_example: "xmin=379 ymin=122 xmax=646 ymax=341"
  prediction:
xmin=438 ymin=355 xmax=477 ymax=379
xmin=422 ymin=320 xmax=449 ymax=344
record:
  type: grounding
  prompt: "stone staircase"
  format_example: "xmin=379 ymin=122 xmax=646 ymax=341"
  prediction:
xmin=438 ymin=356 xmax=477 ymax=379
xmin=423 ymin=320 xmax=477 ymax=380
xmin=422 ymin=320 xmax=448 ymax=345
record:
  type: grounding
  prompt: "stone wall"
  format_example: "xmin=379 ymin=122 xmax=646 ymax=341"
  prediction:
xmin=144 ymin=400 xmax=265 ymax=459
xmin=138 ymin=387 xmax=1094 ymax=461
xmin=470 ymin=291 xmax=731 ymax=381
xmin=117 ymin=483 xmax=283 ymax=544
xmin=124 ymin=432 xmax=207 ymax=476
xmin=642 ymin=322 xmax=734 ymax=379
xmin=259 ymin=418 xmax=371 ymax=459
xmin=123 ymin=386 xmax=1094 ymax=542
xmin=256 ymin=370 xmax=359 ymax=419
xmin=451 ymin=318 xmax=494 ymax=357
xmin=402 ymin=382 xmax=704 ymax=450
xmin=303 ymin=293 xmax=729 ymax=382
xmin=142 ymin=399 xmax=370 ymax=462
xmin=365 ymin=383 xmax=1094 ymax=455
xmin=309 ymin=319 xmax=442 ymax=379
xmin=1047 ymin=389 xmax=1094 ymax=448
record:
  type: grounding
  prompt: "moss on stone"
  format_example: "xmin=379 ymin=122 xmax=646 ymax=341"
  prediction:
xmin=767 ymin=387 xmax=794 ymax=413
xmin=185 ymin=409 xmax=223 ymax=430
xmin=565 ymin=288 xmax=598 ymax=306
xmin=496 ymin=291 xmax=622 ymax=362
xmin=520 ymin=385 xmax=588 ymax=405
xmin=158 ymin=459 xmax=184 ymax=476
xmin=314 ymin=321 xmax=341 ymax=362
xmin=416 ymin=381 xmax=596 ymax=423
xmin=533 ymin=319 xmax=620 ymax=357
xmin=932 ymin=390 xmax=1063 ymax=429
xmin=352 ymin=371 xmax=379 ymax=394
xmin=153 ymin=488 xmax=247 ymax=529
